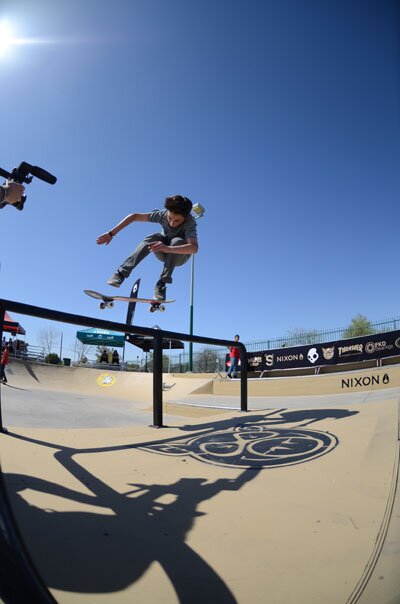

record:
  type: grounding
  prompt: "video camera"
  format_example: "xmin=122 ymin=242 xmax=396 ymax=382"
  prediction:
xmin=0 ymin=161 xmax=57 ymax=211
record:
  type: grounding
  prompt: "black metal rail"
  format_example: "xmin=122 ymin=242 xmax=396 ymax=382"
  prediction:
xmin=0 ymin=298 xmax=247 ymax=429
xmin=0 ymin=297 xmax=248 ymax=603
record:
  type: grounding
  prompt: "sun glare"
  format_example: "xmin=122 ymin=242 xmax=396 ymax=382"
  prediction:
xmin=0 ymin=20 xmax=15 ymax=56
xmin=0 ymin=18 xmax=102 ymax=58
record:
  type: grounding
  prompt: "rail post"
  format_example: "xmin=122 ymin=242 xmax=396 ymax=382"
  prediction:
xmin=239 ymin=344 xmax=248 ymax=412
xmin=152 ymin=332 xmax=164 ymax=427
xmin=0 ymin=304 xmax=4 ymax=432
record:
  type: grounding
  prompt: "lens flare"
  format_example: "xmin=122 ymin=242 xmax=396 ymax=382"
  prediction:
xmin=0 ymin=20 xmax=14 ymax=56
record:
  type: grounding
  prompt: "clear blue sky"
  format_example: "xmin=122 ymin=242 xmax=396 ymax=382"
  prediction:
xmin=1 ymin=0 xmax=399 ymax=358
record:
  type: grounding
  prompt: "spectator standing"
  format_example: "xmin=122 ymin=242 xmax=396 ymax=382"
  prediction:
xmin=227 ymin=335 xmax=240 ymax=379
xmin=1 ymin=345 xmax=9 ymax=384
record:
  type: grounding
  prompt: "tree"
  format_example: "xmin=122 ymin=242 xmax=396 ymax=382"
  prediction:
xmin=75 ymin=340 xmax=93 ymax=363
xmin=343 ymin=314 xmax=374 ymax=338
xmin=285 ymin=328 xmax=320 ymax=346
xmin=38 ymin=326 xmax=60 ymax=356
xmin=45 ymin=353 xmax=61 ymax=365
xmin=194 ymin=348 xmax=220 ymax=373
xmin=146 ymin=352 xmax=170 ymax=372
xmin=127 ymin=362 xmax=141 ymax=372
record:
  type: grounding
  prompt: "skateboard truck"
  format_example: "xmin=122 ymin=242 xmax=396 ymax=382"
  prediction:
xmin=99 ymin=299 xmax=114 ymax=310
xmin=149 ymin=302 xmax=166 ymax=313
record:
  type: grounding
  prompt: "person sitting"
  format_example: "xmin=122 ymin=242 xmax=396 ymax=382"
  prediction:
xmin=100 ymin=349 xmax=109 ymax=363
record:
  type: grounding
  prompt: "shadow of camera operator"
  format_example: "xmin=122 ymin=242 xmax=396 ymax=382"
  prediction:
xmin=4 ymin=439 xmax=259 ymax=602
xmin=3 ymin=408 xmax=356 ymax=599
xmin=178 ymin=408 xmax=359 ymax=433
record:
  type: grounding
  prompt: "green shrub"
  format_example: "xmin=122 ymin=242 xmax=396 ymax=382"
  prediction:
xmin=45 ymin=353 xmax=61 ymax=365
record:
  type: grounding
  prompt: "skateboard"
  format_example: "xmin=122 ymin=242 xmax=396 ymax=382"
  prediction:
xmin=84 ymin=290 xmax=175 ymax=313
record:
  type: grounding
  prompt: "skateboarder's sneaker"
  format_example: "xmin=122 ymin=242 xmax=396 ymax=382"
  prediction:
xmin=154 ymin=280 xmax=166 ymax=301
xmin=107 ymin=270 xmax=125 ymax=288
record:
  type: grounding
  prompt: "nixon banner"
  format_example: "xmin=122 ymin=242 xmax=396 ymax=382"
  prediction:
xmin=246 ymin=330 xmax=400 ymax=371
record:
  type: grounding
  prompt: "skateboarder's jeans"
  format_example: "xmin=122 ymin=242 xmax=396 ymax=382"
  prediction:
xmin=119 ymin=234 xmax=191 ymax=284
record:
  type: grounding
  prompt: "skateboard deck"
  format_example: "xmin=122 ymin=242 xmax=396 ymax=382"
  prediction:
xmin=84 ymin=289 xmax=175 ymax=313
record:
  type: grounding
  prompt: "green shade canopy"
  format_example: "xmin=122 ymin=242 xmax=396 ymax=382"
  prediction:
xmin=76 ymin=327 xmax=125 ymax=347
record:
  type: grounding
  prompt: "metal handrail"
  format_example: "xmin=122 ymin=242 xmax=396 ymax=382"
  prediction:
xmin=0 ymin=298 xmax=248 ymax=428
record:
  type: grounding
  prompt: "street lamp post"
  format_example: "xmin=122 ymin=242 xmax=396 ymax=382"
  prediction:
xmin=188 ymin=203 xmax=205 ymax=372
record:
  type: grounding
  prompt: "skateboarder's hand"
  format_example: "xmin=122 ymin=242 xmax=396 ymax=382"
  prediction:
xmin=148 ymin=241 xmax=169 ymax=253
xmin=96 ymin=232 xmax=113 ymax=245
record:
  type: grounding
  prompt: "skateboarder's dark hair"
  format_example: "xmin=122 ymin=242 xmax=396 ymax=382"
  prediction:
xmin=165 ymin=195 xmax=193 ymax=217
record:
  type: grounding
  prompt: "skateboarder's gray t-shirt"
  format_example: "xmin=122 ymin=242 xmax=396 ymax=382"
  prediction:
xmin=148 ymin=210 xmax=198 ymax=241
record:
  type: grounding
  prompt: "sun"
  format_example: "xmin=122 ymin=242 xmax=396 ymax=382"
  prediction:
xmin=0 ymin=20 xmax=15 ymax=56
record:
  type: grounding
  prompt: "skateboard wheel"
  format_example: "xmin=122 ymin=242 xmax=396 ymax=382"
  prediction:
xmin=149 ymin=306 xmax=155 ymax=313
xmin=160 ymin=305 xmax=165 ymax=312
xmin=109 ymin=301 xmax=114 ymax=308
xmin=100 ymin=302 xmax=106 ymax=310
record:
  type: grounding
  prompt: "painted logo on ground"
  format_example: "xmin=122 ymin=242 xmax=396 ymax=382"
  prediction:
xmin=96 ymin=373 xmax=116 ymax=387
xmin=140 ymin=424 xmax=338 ymax=469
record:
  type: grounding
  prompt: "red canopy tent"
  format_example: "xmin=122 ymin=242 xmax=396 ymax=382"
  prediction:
xmin=2 ymin=311 xmax=26 ymax=335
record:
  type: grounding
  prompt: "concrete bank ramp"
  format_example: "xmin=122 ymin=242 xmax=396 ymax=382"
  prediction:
xmin=0 ymin=365 xmax=399 ymax=603
xmin=214 ymin=364 xmax=400 ymax=397
xmin=6 ymin=359 xmax=215 ymax=403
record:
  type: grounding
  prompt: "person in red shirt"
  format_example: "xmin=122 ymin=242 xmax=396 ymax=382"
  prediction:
xmin=227 ymin=335 xmax=240 ymax=379
xmin=1 ymin=345 xmax=10 ymax=384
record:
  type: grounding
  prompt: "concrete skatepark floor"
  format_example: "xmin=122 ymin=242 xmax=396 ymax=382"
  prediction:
xmin=0 ymin=360 xmax=399 ymax=603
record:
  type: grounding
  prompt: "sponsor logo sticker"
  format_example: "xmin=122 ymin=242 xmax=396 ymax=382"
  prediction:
xmin=365 ymin=341 xmax=393 ymax=354
xmin=307 ymin=348 xmax=319 ymax=364
xmin=322 ymin=347 xmax=335 ymax=360
xmin=97 ymin=373 xmax=116 ymax=387
xmin=265 ymin=354 xmax=274 ymax=367
xmin=249 ymin=356 xmax=262 ymax=368
xmin=341 ymin=373 xmax=390 ymax=389
xmin=338 ymin=344 xmax=363 ymax=357
xmin=276 ymin=353 xmax=304 ymax=363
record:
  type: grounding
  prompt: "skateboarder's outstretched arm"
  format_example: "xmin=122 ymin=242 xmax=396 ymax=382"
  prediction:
xmin=96 ymin=212 xmax=150 ymax=245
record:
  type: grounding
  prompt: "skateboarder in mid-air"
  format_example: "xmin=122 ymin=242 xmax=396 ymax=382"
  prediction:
xmin=96 ymin=195 xmax=199 ymax=300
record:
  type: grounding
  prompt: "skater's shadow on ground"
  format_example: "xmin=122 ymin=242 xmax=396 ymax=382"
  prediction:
xmin=2 ymin=408 xmax=357 ymax=601
xmin=1 ymin=384 xmax=30 ymax=391
xmin=3 ymin=424 xmax=263 ymax=602
xmin=6 ymin=361 xmax=40 ymax=383
xmin=178 ymin=407 xmax=359 ymax=432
